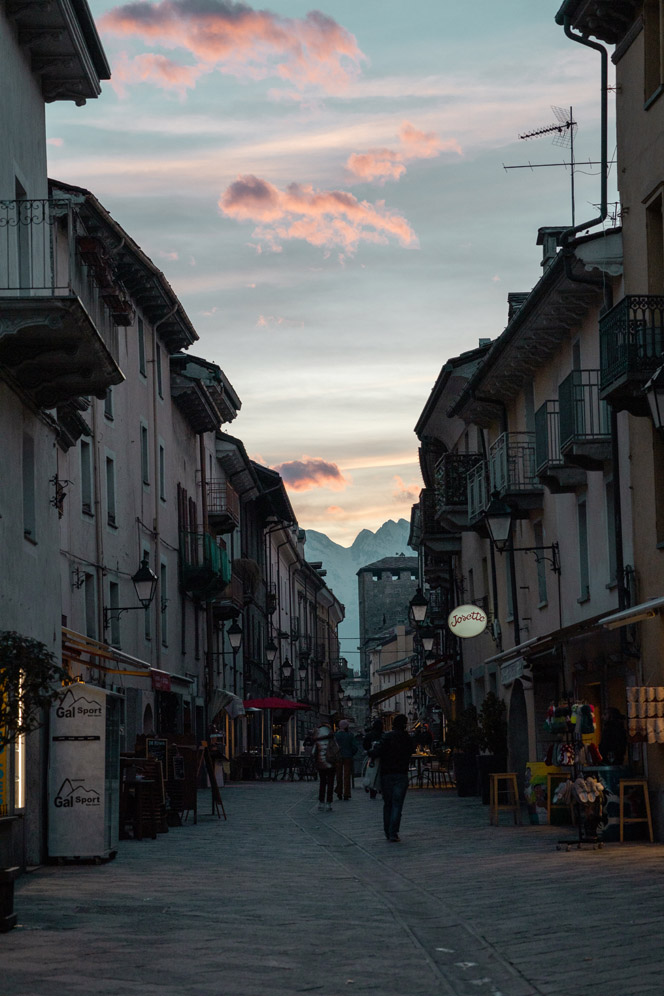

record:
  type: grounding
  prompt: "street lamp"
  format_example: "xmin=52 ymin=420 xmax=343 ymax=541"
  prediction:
xmin=265 ymin=638 xmax=278 ymax=665
xmin=281 ymin=656 xmax=292 ymax=679
xmin=227 ymin=620 xmax=242 ymax=695
xmin=345 ymin=694 xmax=352 ymax=709
xmin=644 ymin=363 xmax=664 ymax=432
xmin=315 ymin=673 xmax=323 ymax=690
xmin=409 ymin=587 xmax=428 ymax=625
xmin=103 ymin=558 xmax=158 ymax=631
xmin=420 ymin=627 xmax=435 ymax=654
xmin=484 ymin=492 xmax=513 ymax=552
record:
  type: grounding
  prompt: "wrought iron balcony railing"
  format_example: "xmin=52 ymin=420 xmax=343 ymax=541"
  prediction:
xmin=179 ymin=530 xmax=230 ymax=596
xmin=600 ymin=295 xmax=664 ymax=411
xmin=205 ymin=480 xmax=240 ymax=533
xmin=434 ymin=452 xmax=482 ymax=512
xmin=0 ymin=199 xmax=134 ymax=353
xmin=559 ymin=369 xmax=610 ymax=452
xmin=489 ymin=431 xmax=539 ymax=495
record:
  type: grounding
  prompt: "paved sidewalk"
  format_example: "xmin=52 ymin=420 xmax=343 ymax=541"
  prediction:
xmin=2 ymin=780 xmax=663 ymax=996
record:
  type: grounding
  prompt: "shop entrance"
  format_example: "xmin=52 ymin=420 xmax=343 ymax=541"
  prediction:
xmin=509 ymin=679 xmax=529 ymax=796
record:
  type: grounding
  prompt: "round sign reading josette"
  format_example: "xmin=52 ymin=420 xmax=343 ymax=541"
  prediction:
xmin=447 ymin=604 xmax=488 ymax=639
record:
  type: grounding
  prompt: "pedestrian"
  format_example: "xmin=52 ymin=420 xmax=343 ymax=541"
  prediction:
xmin=362 ymin=718 xmax=383 ymax=799
xmin=311 ymin=725 xmax=340 ymax=811
xmin=370 ymin=713 xmax=414 ymax=842
xmin=334 ymin=718 xmax=358 ymax=800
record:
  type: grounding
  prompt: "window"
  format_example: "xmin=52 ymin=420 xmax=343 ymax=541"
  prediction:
xmin=160 ymin=562 xmax=168 ymax=647
xmin=577 ymin=498 xmax=590 ymax=601
xmin=372 ymin=572 xmax=380 ymax=581
xmin=143 ymin=548 xmax=152 ymax=641
xmin=533 ymin=522 xmax=548 ymax=605
xmin=138 ymin=317 xmax=146 ymax=377
xmin=644 ymin=0 xmax=664 ymax=102
xmin=84 ymin=573 xmax=96 ymax=639
xmin=81 ymin=439 xmax=93 ymax=515
xmin=104 ymin=387 xmax=114 ymax=420
xmin=481 ymin=558 xmax=491 ymax=617
xmin=159 ymin=443 xmax=166 ymax=502
xmin=109 ymin=581 xmax=120 ymax=647
xmin=156 ymin=343 xmax=163 ymax=398
xmin=468 ymin=567 xmax=475 ymax=603
xmin=106 ymin=456 xmax=116 ymax=526
xmin=22 ymin=432 xmax=35 ymax=540
xmin=646 ymin=194 xmax=664 ymax=294
xmin=140 ymin=423 xmax=149 ymax=485
xmin=391 ymin=572 xmax=399 ymax=581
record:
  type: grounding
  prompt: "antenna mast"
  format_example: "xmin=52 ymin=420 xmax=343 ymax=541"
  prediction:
xmin=519 ymin=106 xmax=578 ymax=226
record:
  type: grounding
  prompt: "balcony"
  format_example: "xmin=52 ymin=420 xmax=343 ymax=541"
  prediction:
xmin=206 ymin=480 xmax=240 ymax=534
xmin=179 ymin=530 xmax=231 ymax=598
xmin=420 ymin=488 xmax=461 ymax=556
xmin=535 ymin=400 xmax=586 ymax=494
xmin=559 ymin=369 xmax=611 ymax=469
xmin=489 ymin=432 xmax=543 ymax=513
xmin=600 ymin=295 xmax=664 ymax=414
xmin=0 ymin=199 xmax=123 ymax=407
xmin=435 ymin=452 xmax=482 ymax=530
xmin=212 ymin=572 xmax=244 ymax=621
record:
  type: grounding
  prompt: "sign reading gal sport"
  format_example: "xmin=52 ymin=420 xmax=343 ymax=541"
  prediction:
xmin=447 ymin=604 xmax=488 ymax=639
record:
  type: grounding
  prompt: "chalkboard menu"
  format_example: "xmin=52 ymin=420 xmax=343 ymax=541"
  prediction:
xmin=172 ymin=754 xmax=185 ymax=780
xmin=146 ymin=738 xmax=168 ymax=774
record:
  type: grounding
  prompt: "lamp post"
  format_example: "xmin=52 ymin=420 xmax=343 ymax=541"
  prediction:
xmin=409 ymin=587 xmax=428 ymax=626
xmin=228 ymin=619 xmax=242 ymax=696
xmin=103 ymin=558 xmax=158 ymax=632
xmin=265 ymin=637 xmax=277 ymax=691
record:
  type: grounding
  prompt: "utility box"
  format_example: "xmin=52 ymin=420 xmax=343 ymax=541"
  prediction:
xmin=48 ymin=684 xmax=120 ymax=861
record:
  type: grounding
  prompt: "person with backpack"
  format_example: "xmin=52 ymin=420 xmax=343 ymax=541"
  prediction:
xmin=311 ymin=725 xmax=340 ymax=811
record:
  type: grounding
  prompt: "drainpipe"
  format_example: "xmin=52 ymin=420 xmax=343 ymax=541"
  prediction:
xmin=479 ymin=427 xmax=502 ymax=652
xmin=200 ymin=433 xmax=213 ymax=738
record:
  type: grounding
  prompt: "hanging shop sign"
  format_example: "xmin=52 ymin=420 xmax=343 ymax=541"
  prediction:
xmin=447 ymin=604 xmax=488 ymax=639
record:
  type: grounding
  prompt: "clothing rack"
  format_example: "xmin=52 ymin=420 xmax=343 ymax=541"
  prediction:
xmin=545 ymin=702 xmax=604 ymax=851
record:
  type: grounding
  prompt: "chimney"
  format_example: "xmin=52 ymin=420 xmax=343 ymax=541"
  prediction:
xmin=507 ymin=293 xmax=529 ymax=323
xmin=537 ymin=226 xmax=566 ymax=268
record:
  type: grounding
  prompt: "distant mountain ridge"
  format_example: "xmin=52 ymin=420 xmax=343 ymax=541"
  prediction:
xmin=304 ymin=518 xmax=412 ymax=674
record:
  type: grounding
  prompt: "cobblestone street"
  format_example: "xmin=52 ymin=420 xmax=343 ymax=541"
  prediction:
xmin=3 ymin=780 xmax=663 ymax=996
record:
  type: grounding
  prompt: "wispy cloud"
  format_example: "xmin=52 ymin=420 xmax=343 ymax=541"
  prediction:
xmin=272 ymin=456 xmax=350 ymax=492
xmin=219 ymin=174 xmax=417 ymax=253
xmin=346 ymin=120 xmax=461 ymax=184
xmin=392 ymin=474 xmax=421 ymax=503
xmin=101 ymin=0 xmax=366 ymax=99
xmin=255 ymin=314 xmax=304 ymax=329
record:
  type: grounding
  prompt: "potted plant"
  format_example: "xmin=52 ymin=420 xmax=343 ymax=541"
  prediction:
xmin=0 ymin=631 xmax=72 ymax=931
xmin=477 ymin=692 xmax=509 ymax=804
xmin=446 ymin=705 xmax=483 ymax=797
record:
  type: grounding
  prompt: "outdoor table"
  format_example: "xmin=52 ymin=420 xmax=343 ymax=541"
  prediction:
xmin=411 ymin=751 xmax=434 ymax=788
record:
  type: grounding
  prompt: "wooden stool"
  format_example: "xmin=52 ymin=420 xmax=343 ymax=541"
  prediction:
xmin=489 ymin=773 xmax=521 ymax=826
xmin=619 ymin=779 xmax=654 ymax=843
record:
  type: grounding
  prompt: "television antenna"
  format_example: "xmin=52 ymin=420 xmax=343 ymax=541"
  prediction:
xmin=509 ymin=106 xmax=579 ymax=226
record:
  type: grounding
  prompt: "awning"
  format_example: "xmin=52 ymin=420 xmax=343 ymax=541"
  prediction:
xmin=598 ymin=596 xmax=664 ymax=631
xmin=242 ymin=696 xmax=310 ymax=711
xmin=369 ymin=658 xmax=453 ymax=708
xmin=210 ymin=689 xmax=245 ymax=719
xmin=484 ymin=608 xmax=612 ymax=668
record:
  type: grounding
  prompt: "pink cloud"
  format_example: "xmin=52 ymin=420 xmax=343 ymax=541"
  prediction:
xmin=272 ymin=457 xmax=350 ymax=492
xmin=47 ymin=137 xmax=64 ymax=147
xmin=111 ymin=51 xmax=204 ymax=95
xmin=220 ymin=174 xmax=417 ymax=253
xmin=393 ymin=475 xmax=420 ymax=503
xmin=346 ymin=120 xmax=462 ymax=185
xmin=326 ymin=505 xmax=344 ymax=515
xmin=101 ymin=1 xmax=366 ymax=98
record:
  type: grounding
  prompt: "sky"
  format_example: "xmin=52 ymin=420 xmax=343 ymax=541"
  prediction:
xmin=46 ymin=0 xmax=618 ymax=545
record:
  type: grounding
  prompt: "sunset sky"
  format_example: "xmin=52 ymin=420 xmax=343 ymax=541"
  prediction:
xmin=46 ymin=1 xmax=617 ymax=545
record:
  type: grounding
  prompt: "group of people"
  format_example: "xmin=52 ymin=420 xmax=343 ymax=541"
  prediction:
xmin=310 ymin=715 xmax=414 ymax=842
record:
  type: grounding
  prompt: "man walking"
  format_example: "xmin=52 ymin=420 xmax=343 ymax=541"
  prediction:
xmin=334 ymin=719 xmax=358 ymax=800
xmin=370 ymin=714 xmax=414 ymax=842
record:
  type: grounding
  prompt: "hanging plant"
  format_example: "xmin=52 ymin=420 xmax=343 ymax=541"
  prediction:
xmin=0 ymin=631 xmax=72 ymax=751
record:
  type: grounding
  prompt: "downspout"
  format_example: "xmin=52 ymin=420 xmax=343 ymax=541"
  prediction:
xmin=479 ymin=427 xmax=502 ymax=652
xmin=200 ymin=433 xmax=213 ymax=737
xmin=557 ymin=13 xmax=626 ymax=613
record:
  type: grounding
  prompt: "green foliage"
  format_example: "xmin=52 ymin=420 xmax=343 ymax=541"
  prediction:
xmin=0 ymin=631 xmax=72 ymax=750
xmin=445 ymin=704 xmax=483 ymax=754
xmin=478 ymin=691 xmax=508 ymax=755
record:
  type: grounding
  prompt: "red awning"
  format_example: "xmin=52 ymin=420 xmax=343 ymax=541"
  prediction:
xmin=242 ymin=696 xmax=310 ymax=711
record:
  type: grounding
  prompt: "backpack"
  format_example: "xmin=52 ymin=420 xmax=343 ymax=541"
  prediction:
xmin=325 ymin=738 xmax=341 ymax=766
